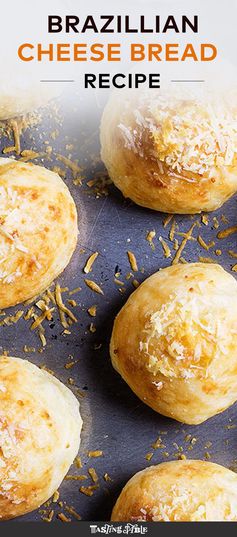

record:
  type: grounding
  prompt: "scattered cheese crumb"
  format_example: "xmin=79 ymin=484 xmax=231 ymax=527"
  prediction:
xmin=57 ymin=513 xmax=71 ymax=522
xmin=145 ymin=452 xmax=153 ymax=461
xmin=84 ymin=279 xmax=104 ymax=295
xmin=83 ymin=252 xmax=99 ymax=274
xmin=127 ymin=251 xmax=138 ymax=272
xmin=88 ymin=305 xmax=97 ymax=317
xmin=146 ymin=230 xmax=156 ymax=250
xmin=159 ymin=236 xmax=171 ymax=258
xmin=88 ymin=450 xmax=103 ymax=458
xmin=197 ymin=235 xmax=215 ymax=251
xmin=172 ymin=223 xmax=196 ymax=265
xmin=217 ymin=225 xmax=237 ymax=239
xmin=163 ymin=215 xmax=173 ymax=228
xmin=79 ymin=485 xmax=99 ymax=497
xmin=201 ymin=215 xmax=209 ymax=226
xmin=88 ymin=468 xmax=99 ymax=483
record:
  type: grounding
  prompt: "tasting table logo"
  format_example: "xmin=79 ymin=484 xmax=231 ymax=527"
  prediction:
xmin=90 ymin=524 xmax=148 ymax=534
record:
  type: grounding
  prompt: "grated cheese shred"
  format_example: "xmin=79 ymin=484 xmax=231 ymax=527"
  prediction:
xmin=140 ymin=285 xmax=236 ymax=380
xmin=119 ymin=92 xmax=237 ymax=178
xmin=172 ymin=223 xmax=196 ymax=265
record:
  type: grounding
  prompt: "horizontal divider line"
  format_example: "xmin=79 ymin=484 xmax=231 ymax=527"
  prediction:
xmin=40 ymin=79 xmax=75 ymax=82
xmin=171 ymin=79 xmax=205 ymax=82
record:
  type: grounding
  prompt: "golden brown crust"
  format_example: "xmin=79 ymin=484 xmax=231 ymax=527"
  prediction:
xmin=110 ymin=263 xmax=237 ymax=424
xmin=0 ymin=158 xmax=77 ymax=308
xmin=111 ymin=460 xmax=237 ymax=522
xmin=101 ymin=91 xmax=237 ymax=214
xmin=0 ymin=356 xmax=82 ymax=520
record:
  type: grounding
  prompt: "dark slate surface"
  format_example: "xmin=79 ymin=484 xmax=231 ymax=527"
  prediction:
xmin=1 ymin=91 xmax=237 ymax=522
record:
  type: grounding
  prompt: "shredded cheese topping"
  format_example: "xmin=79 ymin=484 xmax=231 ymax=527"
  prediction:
xmin=148 ymin=484 xmax=235 ymax=521
xmin=140 ymin=285 xmax=237 ymax=379
xmin=0 ymin=185 xmax=41 ymax=284
xmin=118 ymin=92 xmax=237 ymax=178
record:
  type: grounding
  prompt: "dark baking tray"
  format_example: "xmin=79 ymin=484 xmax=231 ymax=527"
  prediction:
xmin=1 ymin=90 xmax=237 ymax=522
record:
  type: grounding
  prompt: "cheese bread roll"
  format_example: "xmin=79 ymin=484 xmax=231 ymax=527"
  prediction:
xmin=0 ymin=81 xmax=59 ymax=120
xmin=110 ymin=263 xmax=237 ymax=424
xmin=0 ymin=356 xmax=82 ymax=520
xmin=0 ymin=158 xmax=77 ymax=308
xmin=111 ymin=460 xmax=237 ymax=522
xmin=101 ymin=90 xmax=237 ymax=213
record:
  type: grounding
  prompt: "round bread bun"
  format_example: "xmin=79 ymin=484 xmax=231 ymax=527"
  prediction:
xmin=0 ymin=158 xmax=77 ymax=308
xmin=0 ymin=11 xmax=60 ymax=121
xmin=101 ymin=90 xmax=237 ymax=214
xmin=0 ymin=355 xmax=82 ymax=520
xmin=111 ymin=460 xmax=237 ymax=522
xmin=0 ymin=81 xmax=60 ymax=121
xmin=110 ymin=262 xmax=237 ymax=424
